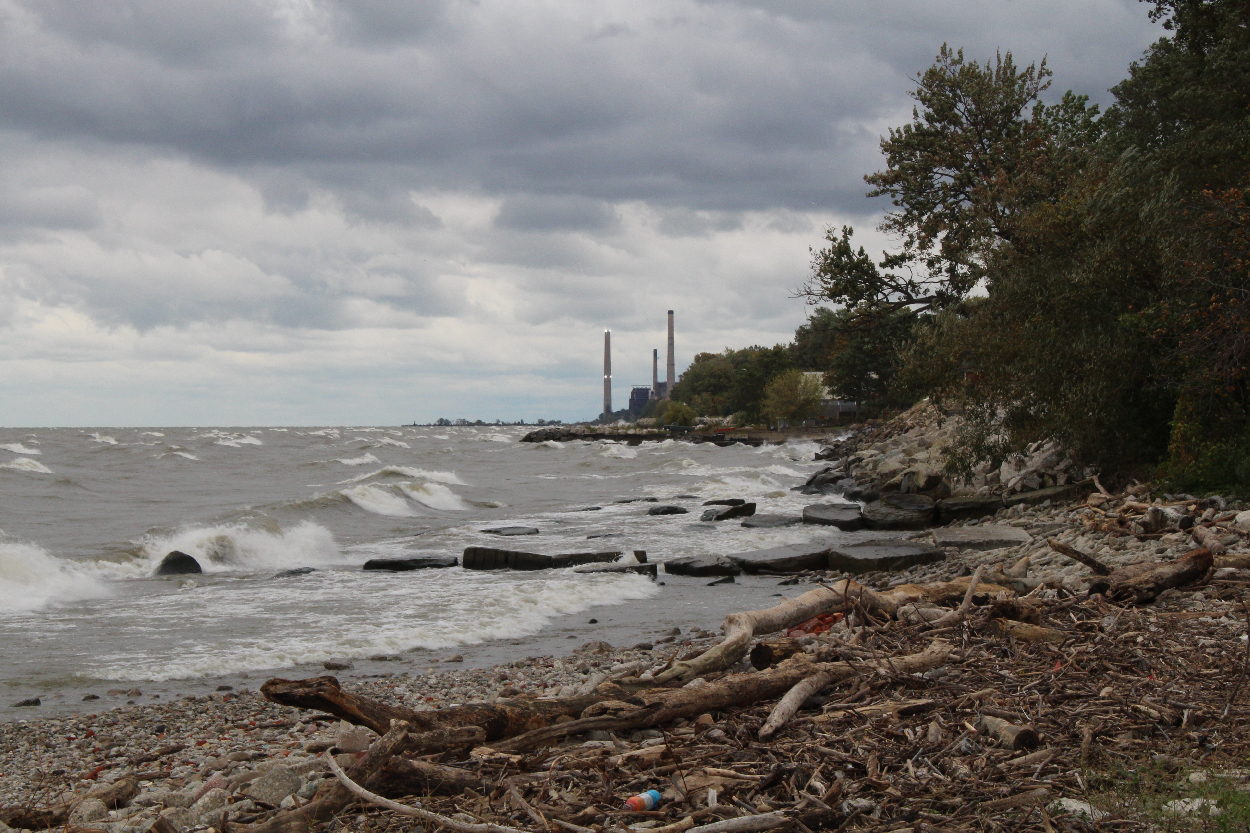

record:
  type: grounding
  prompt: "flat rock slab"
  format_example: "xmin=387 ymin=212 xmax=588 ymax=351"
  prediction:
xmin=573 ymin=562 xmax=659 ymax=577
xmin=827 ymin=540 xmax=945 ymax=574
xmin=701 ymin=503 xmax=756 ymax=521
xmin=462 ymin=547 xmax=621 ymax=571
xmin=649 ymin=505 xmax=690 ymax=515
xmin=935 ymin=496 xmax=1005 ymax=524
xmin=740 ymin=514 xmax=801 ymax=528
xmin=802 ymin=503 xmax=864 ymax=530
xmin=931 ymin=525 xmax=1032 ymax=551
xmin=362 ymin=556 xmax=458 ymax=571
xmin=728 ymin=542 xmax=833 ymax=574
xmin=863 ymin=494 xmax=935 ymax=530
xmin=483 ymin=526 xmax=540 ymax=536
xmin=703 ymin=498 xmax=746 ymax=506
xmin=663 ymin=555 xmax=742 ymax=577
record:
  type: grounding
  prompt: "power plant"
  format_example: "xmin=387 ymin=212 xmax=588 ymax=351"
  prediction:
xmin=606 ymin=312 xmax=679 ymax=420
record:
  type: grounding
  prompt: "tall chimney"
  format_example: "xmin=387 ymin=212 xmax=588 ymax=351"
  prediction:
xmin=666 ymin=310 xmax=675 ymax=397
xmin=652 ymin=349 xmax=659 ymax=396
xmin=603 ymin=330 xmax=612 ymax=419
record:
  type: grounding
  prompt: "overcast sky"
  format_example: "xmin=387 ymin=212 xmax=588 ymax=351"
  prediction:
xmin=0 ymin=0 xmax=1162 ymax=426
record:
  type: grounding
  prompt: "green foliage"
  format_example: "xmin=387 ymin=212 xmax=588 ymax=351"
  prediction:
xmin=790 ymin=307 xmax=840 ymax=371
xmin=824 ymin=306 xmax=919 ymax=409
xmin=660 ymin=400 xmax=696 ymax=427
xmin=1086 ymin=758 xmax=1250 ymax=831
xmin=669 ymin=345 xmax=794 ymax=423
xmin=761 ymin=369 xmax=825 ymax=423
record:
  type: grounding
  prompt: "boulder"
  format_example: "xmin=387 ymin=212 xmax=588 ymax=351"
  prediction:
xmin=862 ymin=493 xmax=936 ymax=530
xmin=336 ymin=722 xmax=375 ymax=753
xmin=190 ymin=788 xmax=228 ymax=826
xmin=826 ymin=540 xmax=945 ymax=574
xmin=482 ymin=526 xmax=540 ymax=536
xmin=11 ymin=697 xmax=40 ymax=707
xmin=156 ymin=550 xmax=202 ymax=575
xmin=649 ymin=505 xmax=689 ymax=515
xmin=802 ymin=503 xmax=864 ymax=530
xmin=362 ymin=556 xmax=457 ymax=571
xmin=935 ymin=496 xmax=1005 ymax=524
xmin=461 ymin=547 xmax=621 ymax=571
xmin=1235 ymin=510 xmax=1250 ymax=532
xmin=703 ymin=498 xmax=746 ymax=506
xmin=797 ymin=467 xmax=844 ymax=495
xmin=663 ymin=555 xmax=742 ymax=577
xmin=573 ymin=562 xmax=659 ymax=577
xmin=728 ymin=542 xmax=834 ymax=574
xmin=70 ymin=799 xmax=109 ymax=824
xmin=700 ymin=503 xmax=756 ymax=521
xmin=840 ymin=481 xmax=880 ymax=503
xmin=740 ymin=514 xmax=801 ymax=528
xmin=246 ymin=765 xmax=302 ymax=808
xmin=931 ymin=525 xmax=1032 ymax=551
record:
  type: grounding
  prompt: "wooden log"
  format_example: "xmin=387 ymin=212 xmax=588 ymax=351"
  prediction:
xmin=1089 ymin=548 xmax=1214 ymax=604
xmin=1046 ymin=537 xmax=1111 ymax=576
xmin=1193 ymin=525 xmax=1227 ymax=557
xmin=978 ymin=715 xmax=1040 ymax=750
xmin=260 ymin=676 xmax=599 ymax=747
xmin=369 ymin=757 xmax=481 ymax=797
xmin=983 ymin=619 xmax=1066 ymax=645
xmin=758 ymin=671 xmax=834 ymax=740
xmin=749 ymin=638 xmax=805 ymax=670
xmin=1216 ymin=553 xmax=1250 ymax=569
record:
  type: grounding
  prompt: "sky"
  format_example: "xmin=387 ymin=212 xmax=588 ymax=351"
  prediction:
xmin=0 ymin=0 xmax=1164 ymax=426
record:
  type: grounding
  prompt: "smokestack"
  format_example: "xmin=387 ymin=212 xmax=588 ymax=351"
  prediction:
xmin=603 ymin=330 xmax=612 ymax=419
xmin=652 ymin=349 xmax=659 ymax=396
xmin=666 ymin=310 xmax=675 ymax=397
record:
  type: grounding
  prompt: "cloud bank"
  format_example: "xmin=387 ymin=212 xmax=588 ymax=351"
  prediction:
xmin=0 ymin=0 xmax=1160 ymax=424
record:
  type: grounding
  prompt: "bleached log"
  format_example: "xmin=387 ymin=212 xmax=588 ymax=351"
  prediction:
xmin=758 ymin=671 xmax=834 ymax=740
xmin=1193 ymin=525 xmax=1227 ymax=557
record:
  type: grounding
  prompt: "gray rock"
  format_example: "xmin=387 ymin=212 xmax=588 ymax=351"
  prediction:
xmin=700 ymin=502 xmax=756 ymax=521
xmin=155 ymin=550 xmax=202 ymax=575
xmin=461 ymin=547 xmax=621 ymax=570
xmin=935 ymin=496 xmax=1005 ymax=524
xmin=862 ymin=493 xmax=935 ymax=530
xmin=802 ymin=503 xmax=864 ymax=530
xmin=336 ymin=721 xmax=375 ymax=753
xmin=648 ymin=505 xmax=689 ymax=515
xmin=482 ymin=526 xmax=540 ymax=536
xmin=703 ymin=498 xmax=746 ymax=506
xmin=71 ymin=799 xmax=110 ymax=823
xmin=796 ymin=467 xmax=844 ymax=495
xmin=663 ymin=555 xmax=742 ymax=577
xmin=931 ymin=525 xmax=1032 ymax=551
xmin=728 ymin=542 xmax=834 ymax=574
xmin=12 ymin=697 xmax=40 ymax=707
xmin=740 ymin=514 xmax=801 ymax=528
xmin=190 ymin=788 xmax=228 ymax=825
xmin=362 ymin=556 xmax=457 ymax=571
xmin=159 ymin=807 xmax=195 ymax=833
xmin=826 ymin=540 xmax=945 ymax=574
xmin=246 ymin=766 xmax=303 ymax=808
xmin=274 ymin=567 xmax=316 ymax=578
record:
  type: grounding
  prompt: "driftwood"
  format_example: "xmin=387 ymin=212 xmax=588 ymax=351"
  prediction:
xmin=983 ymin=618 xmax=1067 ymax=644
xmin=1193 ymin=525 xmax=1228 ymax=557
xmin=1089 ymin=548 xmax=1214 ymax=603
xmin=372 ymin=756 xmax=481 ymax=796
xmin=1046 ymin=537 xmax=1111 ymax=575
xmin=748 ymin=638 xmax=805 ymax=670
xmin=653 ymin=576 xmax=1004 ymax=684
xmin=978 ymin=715 xmax=1040 ymax=750
xmin=238 ymin=720 xmax=412 ymax=833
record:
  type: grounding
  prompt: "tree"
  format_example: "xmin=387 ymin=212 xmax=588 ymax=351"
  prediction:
xmin=762 ymin=369 xmax=825 ymax=424
xmin=801 ymin=46 xmax=1101 ymax=320
xmin=669 ymin=345 xmax=795 ymax=422
xmin=824 ymin=306 xmax=919 ymax=409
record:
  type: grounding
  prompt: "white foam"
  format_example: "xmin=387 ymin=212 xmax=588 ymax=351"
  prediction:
xmin=0 ymin=540 xmax=109 ymax=612
xmin=0 ymin=443 xmax=40 ymax=455
xmin=88 ymin=433 xmax=117 ymax=445
xmin=400 ymin=482 xmax=468 ymax=511
xmin=306 ymin=429 xmax=340 ymax=437
xmin=340 ymin=466 xmax=466 ymax=485
xmin=337 ymin=453 xmax=381 ymax=466
xmin=0 ymin=458 xmax=53 ymax=474
xmin=171 ymin=451 xmax=199 ymax=461
xmin=90 ymin=571 xmax=660 ymax=681
xmin=480 ymin=433 xmax=514 ymax=443
xmin=536 ymin=440 xmax=564 ymax=449
xmin=600 ymin=444 xmax=638 ymax=459
xmin=105 ymin=521 xmax=342 ymax=578
xmin=375 ymin=437 xmax=410 ymax=448
xmin=341 ymin=485 xmax=420 ymax=517
xmin=141 ymin=432 xmax=165 ymax=437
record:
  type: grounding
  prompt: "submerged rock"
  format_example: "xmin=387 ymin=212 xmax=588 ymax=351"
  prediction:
xmin=462 ymin=547 xmax=621 ymax=571
xmin=700 ymin=502 xmax=756 ymax=521
xmin=648 ymin=505 xmax=689 ymax=516
xmin=482 ymin=526 xmax=540 ymax=536
xmin=663 ymin=555 xmax=742 ymax=577
xmin=741 ymin=514 xmax=801 ymax=528
xmin=156 ymin=550 xmax=202 ymax=575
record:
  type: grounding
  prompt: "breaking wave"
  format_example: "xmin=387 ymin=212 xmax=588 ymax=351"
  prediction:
xmin=0 ymin=540 xmax=109 ymax=612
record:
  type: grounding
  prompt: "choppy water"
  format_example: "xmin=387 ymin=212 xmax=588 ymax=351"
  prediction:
xmin=0 ymin=425 xmax=835 ymax=720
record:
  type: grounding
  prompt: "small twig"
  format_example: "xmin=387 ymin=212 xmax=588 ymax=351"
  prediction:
xmin=929 ymin=565 xmax=986 ymax=627
xmin=1046 ymin=538 xmax=1111 ymax=576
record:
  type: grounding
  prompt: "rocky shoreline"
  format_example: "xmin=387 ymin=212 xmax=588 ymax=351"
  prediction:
xmin=6 ymin=404 xmax=1250 ymax=832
